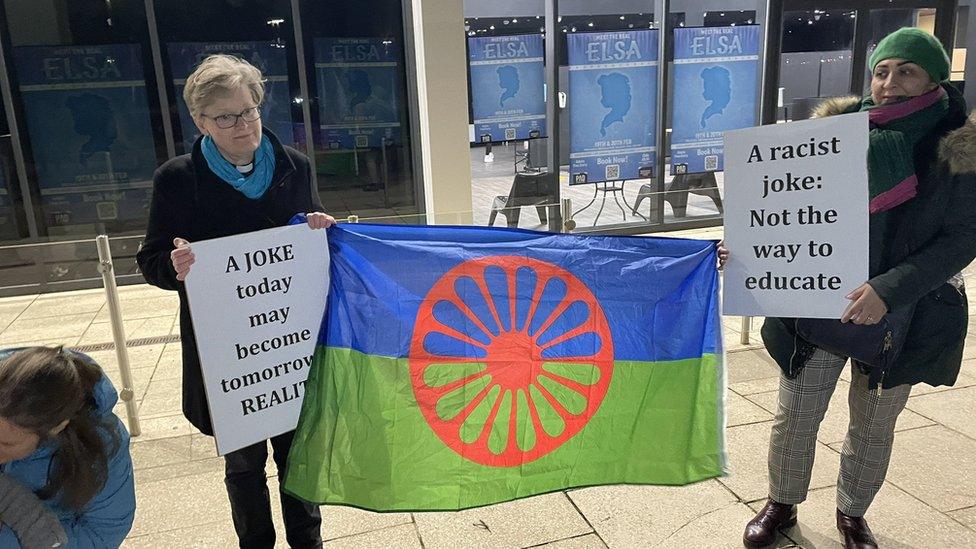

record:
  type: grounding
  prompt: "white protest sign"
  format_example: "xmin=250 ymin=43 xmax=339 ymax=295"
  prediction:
xmin=185 ymin=224 xmax=330 ymax=455
xmin=723 ymin=112 xmax=869 ymax=318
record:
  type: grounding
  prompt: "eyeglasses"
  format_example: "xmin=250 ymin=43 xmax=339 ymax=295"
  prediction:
xmin=203 ymin=106 xmax=261 ymax=129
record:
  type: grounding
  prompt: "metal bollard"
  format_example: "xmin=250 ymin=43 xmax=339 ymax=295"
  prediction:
xmin=95 ymin=235 xmax=141 ymax=436
xmin=561 ymin=198 xmax=576 ymax=233
xmin=740 ymin=316 xmax=752 ymax=345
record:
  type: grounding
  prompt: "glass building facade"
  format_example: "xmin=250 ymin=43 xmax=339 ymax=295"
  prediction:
xmin=0 ymin=0 xmax=967 ymax=296
xmin=0 ymin=0 xmax=420 ymax=295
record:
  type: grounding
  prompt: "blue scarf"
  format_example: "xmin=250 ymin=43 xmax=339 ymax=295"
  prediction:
xmin=201 ymin=134 xmax=276 ymax=199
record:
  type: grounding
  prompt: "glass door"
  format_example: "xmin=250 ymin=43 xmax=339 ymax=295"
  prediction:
xmin=763 ymin=0 xmax=957 ymax=123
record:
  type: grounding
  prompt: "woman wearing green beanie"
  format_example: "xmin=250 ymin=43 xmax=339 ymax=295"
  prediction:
xmin=733 ymin=27 xmax=976 ymax=549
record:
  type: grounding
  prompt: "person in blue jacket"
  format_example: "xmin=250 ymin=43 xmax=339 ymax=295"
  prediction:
xmin=0 ymin=346 xmax=135 ymax=547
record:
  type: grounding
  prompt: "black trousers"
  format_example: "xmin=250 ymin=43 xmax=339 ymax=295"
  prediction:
xmin=224 ymin=430 xmax=322 ymax=549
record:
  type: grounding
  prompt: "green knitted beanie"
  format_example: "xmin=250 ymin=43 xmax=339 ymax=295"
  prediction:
xmin=870 ymin=27 xmax=950 ymax=82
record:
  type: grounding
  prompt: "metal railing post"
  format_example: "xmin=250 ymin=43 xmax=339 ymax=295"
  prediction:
xmin=95 ymin=235 xmax=141 ymax=437
xmin=561 ymin=198 xmax=575 ymax=233
xmin=740 ymin=316 xmax=752 ymax=345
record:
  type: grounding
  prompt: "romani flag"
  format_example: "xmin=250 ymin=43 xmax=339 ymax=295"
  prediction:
xmin=284 ymin=223 xmax=726 ymax=511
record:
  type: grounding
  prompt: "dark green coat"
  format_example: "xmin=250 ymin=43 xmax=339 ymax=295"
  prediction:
xmin=762 ymin=84 xmax=976 ymax=389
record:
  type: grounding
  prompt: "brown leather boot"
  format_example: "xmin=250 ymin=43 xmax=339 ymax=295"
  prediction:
xmin=743 ymin=500 xmax=797 ymax=548
xmin=836 ymin=509 xmax=878 ymax=549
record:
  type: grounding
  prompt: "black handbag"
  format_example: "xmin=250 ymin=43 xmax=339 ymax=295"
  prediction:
xmin=794 ymin=306 xmax=915 ymax=370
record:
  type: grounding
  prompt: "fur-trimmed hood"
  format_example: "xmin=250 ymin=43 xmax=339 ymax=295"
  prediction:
xmin=940 ymin=111 xmax=976 ymax=175
xmin=810 ymin=95 xmax=861 ymax=119
xmin=809 ymin=94 xmax=976 ymax=176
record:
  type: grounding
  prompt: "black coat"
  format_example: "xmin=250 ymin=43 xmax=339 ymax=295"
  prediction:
xmin=763 ymin=85 xmax=976 ymax=389
xmin=136 ymin=130 xmax=324 ymax=435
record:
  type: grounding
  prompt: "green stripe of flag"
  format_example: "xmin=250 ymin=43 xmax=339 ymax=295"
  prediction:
xmin=284 ymin=346 xmax=725 ymax=511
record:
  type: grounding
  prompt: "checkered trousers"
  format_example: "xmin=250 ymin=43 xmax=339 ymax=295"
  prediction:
xmin=767 ymin=348 xmax=912 ymax=516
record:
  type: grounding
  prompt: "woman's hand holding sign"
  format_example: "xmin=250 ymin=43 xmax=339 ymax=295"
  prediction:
xmin=841 ymin=283 xmax=888 ymax=325
xmin=171 ymin=238 xmax=195 ymax=281
xmin=306 ymin=212 xmax=336 ymax=230
xmin=717 ymin=240 xmax=729 ymax=270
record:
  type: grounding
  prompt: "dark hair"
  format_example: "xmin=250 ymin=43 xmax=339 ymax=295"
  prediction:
xmin=0 ymin=347 xmax=120 ymax=510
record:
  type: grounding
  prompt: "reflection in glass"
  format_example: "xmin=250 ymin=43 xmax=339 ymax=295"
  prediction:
xmin=300 ymin=0 xmax=418 ymax=219
xmin=167 ymin=41 xmax=298 ymax=151
xmin=314 ymin=38 xmax=402 ymax=150
xmin=13 ymin=44 xmax=158 ymax=234
xmin=0 ymin=157 xmax=18 ymax=241
xmin=0 ymin=94 xmax=19 ymax=242
xmin=780 ymin=10 xmax=856 ymax=121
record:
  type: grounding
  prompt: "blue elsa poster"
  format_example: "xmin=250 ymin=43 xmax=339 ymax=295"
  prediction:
xmin=167 ymin=41 xmax=297 ymax=152
xmin=468 ymin=34 xmax=546 ymax=143
xmin=671 ymin=25 xmax=760 ymax=174
xmin=14 ymin=44 xmax=158 ymax=231
xmin=314 ymin=37 xmax=402 ymax=149
xmin=568 ymin=30 xmax=658 ymax=185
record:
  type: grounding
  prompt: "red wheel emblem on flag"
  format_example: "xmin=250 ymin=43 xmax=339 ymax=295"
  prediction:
xmin=409 ymin=256 xmax=614 ymax=467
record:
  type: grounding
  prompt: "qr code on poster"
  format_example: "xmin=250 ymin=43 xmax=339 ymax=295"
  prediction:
xmin=504 ymin=128 xmax=517 ymax=140
xmin=605 ymin=164 xmax=620 ymax=180
xmin=355 ymin=135 xmax=369 ymax=148
xmin=704 ymin=155 xmax=719 ymax=171
xmin=97 ymin=202 xmax=118 ymax=221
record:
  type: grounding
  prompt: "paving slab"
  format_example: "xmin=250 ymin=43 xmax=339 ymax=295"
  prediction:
xmin=536 ymin=533 xmax=608 ymax=548
xmin=134 ymin=413 xmax=199 ymax=442
xmin=729 ymin=378 xmax=781 ymax=396
xmin=0 ymin=337 xmax=80 ymax=348
xmin=778 ymin=482 xmax=976 ymax=549
xmin=133 ymin=456 xmax=224 ymax=486
xmin=139 ymin=378 xmax=184 ymax=418
xmin=117 ymin=285 xmax=173 ymax=300
xmin=0 ymin=295 xmax=36 ymax=315
xmin=948 ymin=506 xmax=976 ymax=532
xmin=128 ymin=433 xmax=216 ymax=471
xmin=656 ymin=501 xmax=786 ymax=549
xmin=324 ymin=523 xmax=422 ymax=549
xmin=320 ymin=506 xmax=413 ymax=541
xmin=121 ymin=519 xmax=239 ymax=548
xmin=129 ymin=470 xmax=230 ymax=537
xmin=94 ymin=294 xmax=181 ymax=322
xmin=0 ymin=311 xmax=96 ymax=344
xmin=567 ymin=480 xmax=761 ymax=548
xmin=86 ymin=344 xmax=166 ymax=373
xmin=414 ymin=492 xmax=591 ymax=548
xmin=127 ymin=315 xmax=179 ymax=340
xmin=138 ymin=340 xmax=179 ymax=375
xmin=718 ymin=421 xmax=840 ymax=502
xmin=746 ymin=380 xmax=935 ymax=445
xmin=875 ymin=425 xmax=976 ymax=512
xmin=77 ymin=319 xmax=148 ymax=346
xmin=19 ymin=292 xmax=105 ymax=319
xmin=727 ymin=390 xmax=773 ymax=427
xmin=906 ymin=385 xmax=976 ymax=440
xmin=726 ymin=349 xmax=781 ymax=384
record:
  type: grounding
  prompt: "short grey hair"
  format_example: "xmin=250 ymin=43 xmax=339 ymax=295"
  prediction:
xmin=183 ymin=54 xmax=265 ymax=118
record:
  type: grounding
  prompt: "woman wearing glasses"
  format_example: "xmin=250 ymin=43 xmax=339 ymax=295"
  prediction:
xmin=137 ymin=54 xmax=333 ymax=549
